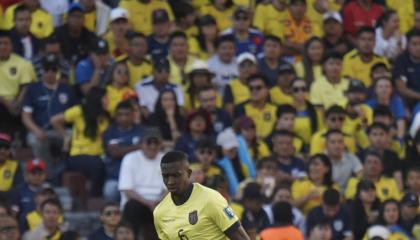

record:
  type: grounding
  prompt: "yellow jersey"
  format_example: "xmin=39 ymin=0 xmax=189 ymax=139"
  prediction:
xmin=0 ymin=54 xmax=35 ymax=101
xmin=386 ymin=0 xmax=414 ymax=33
xmin=294 ymin=62 xmax=323 ymax=82
xmin=200 ymin=4 xmax=235 ymax=31
xmin=292 ymin=177 xmax=340 ymax=215
xmin=309 ymin=76 xmax=349 ymax=109
xmin=283 ymin=11 xmax=321 ymax=45
xmin=294 ymin=114 xmax=313 ymax=145
xmin=253 ymin=3 xmax=288 ymax=36
xmin=0 ymin=159 xmax=19 ymax=192
xmin=226 ymin=79 xmax=250 ymax=105
xmin=342 ymin=49 xmax=390 ymax=87
xmin=64 ymin=105 xmax=109 ymax=156
xmin=26 ymin=211 xmax=64 ymax=230
xmin=119 ymin=0 xmax=174 ymax=35
xmin=122 ymin=58 xmax=153 ymax=87
xmin=106 ymin=85 xmax=135 ymax=116
xmin=188 ymin=37 xmax=211 ymax=60
xmin=249 ymin=140 xmax=271 ymax=161
xmin=103 ymin=31 xmax=128 ymax=59
xmin=154 ymin=183 xmax=239 ymax=240
xmin=83 ymin=10 xmax=96 ymax=33
xmin=310 ymin=128 xmax=357 ymax=155
xmin=237 ymin=102 xmax=278 ymax=139
xmin=168 ymin=55 xmax=199 ymax=87
xmin=3 ymin=4 xmax=53 ymax=38
xmin=269 ymin=87 xmax=294 ymax=106
xmin=183 ymin=91 xmax=223 ymax=111
xmin=345 ymin=176 xmax=401 ymax=201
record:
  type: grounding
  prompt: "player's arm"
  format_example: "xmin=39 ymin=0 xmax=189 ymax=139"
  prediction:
xmin=224 ymin=221 xmax=250 ymax=240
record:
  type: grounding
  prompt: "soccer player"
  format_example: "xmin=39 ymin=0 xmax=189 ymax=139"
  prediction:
xmin=153 ymin=151 xmax=250 ymax=239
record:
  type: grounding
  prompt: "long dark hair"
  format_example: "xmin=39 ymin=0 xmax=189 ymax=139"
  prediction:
xmin=308 ymin=154 xmax=333 ymax=187
xmin=376 ymin=10 xmax=397 ymax=28
xmin=302 ymin=37 xmax=324 ymax=84
xmin=81 ymin=87 xmax=108 ymax=140
xmin=105 ymin=61 xmax=129 ymax=86
xmin=152 ymin=89 xmax=183 ymax=139
xmin=377 ymin=199 xmax=401 ymax=225
xmin=293 ymin=79 xmax=318 ymax=134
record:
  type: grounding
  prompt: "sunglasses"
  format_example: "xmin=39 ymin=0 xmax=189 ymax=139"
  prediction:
xmin=104 ymin=210 xmax=120 ymax=216
xmin=293 ymin=86 xmax=307 ymax=93
xmin=329 ymin=116 xmax=345 ymax=122
xmin=249 ymin=85 xmax=264 ymax=91
xmin=198 ymin=149 xmax=214 ymax=155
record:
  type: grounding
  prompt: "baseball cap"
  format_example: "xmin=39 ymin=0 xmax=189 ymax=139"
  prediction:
xmin=27 ymin=158 xmax=46 ymax=172
xmin=216 ymin=128 xmax=238 ymax=150
xmin=401 ymin=192 xmax=420 ymax=208
xmin=68 ymin=3 xmax=84 ymax=14
xmin=323 ymin=12 xmax=342 ymax=23
xmin=110 ymin=7 xmax=129 ymax=23
xmin=42 ymin=54 xmax=60 ymax=69
xmin=0 ymin=133 xmax=11 ymax=147
xmin=237 ymin=52 xmax=257 ymax=65
xmin=92 ymin=39 xmax=109 ymax=55
xmin=277 ymin=64 xmax=295 ymax=74
xmin=367 ymin=225 xmax=391 ymax=240
xmin=153 ymin=57 xmax=170 ymax=70
xmin=143 ymin=127 xmax=162 ymax=140
xmin=347 ymin=79 xmax=366 ymax=93
xmin=152 ymin=9 xmax=169 ymax=24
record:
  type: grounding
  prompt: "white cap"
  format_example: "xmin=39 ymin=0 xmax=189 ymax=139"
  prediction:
xmin=216 ymin=128 xmax=239 ymax=150
xmin=237 ymin=52 xmax=257 ymax=65
xmin=323 ymin=12 xmax=342 ymax=23
xmin=367 ymin=225 xmax=391 ymax=240
xmin=110 ymin=8 xmax=129 ymax=23
xmin=190 ymin=60 xmax=209 ymax=72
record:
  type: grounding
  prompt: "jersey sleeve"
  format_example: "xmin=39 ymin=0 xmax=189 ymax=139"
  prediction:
xmin=22 ymin=85 xmax=34 ymax=113
xmin=153 ymin=210 xmax=169 ymax=240
xmin=20 ymin=60 xmax=36 ymax=85
xmin=207 ymin=191 xmax=239 ymax=232
xmin=118 ymin=154 xmax=135 ymax=191
xmin=64 ymin=105 xmax=82 ymax=123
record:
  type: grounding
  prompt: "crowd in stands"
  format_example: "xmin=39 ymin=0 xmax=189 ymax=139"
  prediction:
xmin=1 ymin=0 xmax=420 ymax=239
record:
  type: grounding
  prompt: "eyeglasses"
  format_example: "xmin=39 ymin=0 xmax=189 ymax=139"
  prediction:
xmin=292 ymin=86 xmax=307 ymax=93
xmin=146 ymin=138 xmax=159 ymax=145
xmin=249 ymin=85 xmax=264 ymax=91
xmin=329 ymin=116 xmax=345 ymax=122
xmin=198 ymin=149 xmax=214 ymax=155
xmin=103 ymin=210 xmax=120 ymax=217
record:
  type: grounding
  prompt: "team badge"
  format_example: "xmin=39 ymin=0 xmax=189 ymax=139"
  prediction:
xmin=382 ymin=188 xmax=389 ymax=196
xmin=3 ymin=170 xmax=11 ymax=179
xmin=37 ymin=22 xmax=43 ymax=29
xmin=263 ymin=112 xmax=272 ymax=121
xmin=58 ymin=93 xmax=68 ymax=105
xmin=9 ymin=67 xmax=17 ymax=76
xmin=223 ymin=206 xmax=235 ymax=220
xmin=188 ymin=210 xmax=198 ymax=225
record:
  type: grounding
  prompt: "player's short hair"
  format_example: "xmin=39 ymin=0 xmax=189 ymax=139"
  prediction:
xmin=373 ymin=105 xmax=393 ymax=119
xmin=0 ymin=30 xmax=11 ymax=40
xmin=272 ymin=201 xmax=293 ymax=225
xmin=322 ymin=51 xmax=343 ymax=64
xmin=367 ymin=122 xmax=389 ymax=134
xmin=363 ymin=150 xmax=383 ymax=164
xmin=264 ymin=35 xmax=282 ymax=45
xmin=325 ymin=105 xmax=346 ymax=117
xmin=308 ymin=217 xmax=331 ymax=234
xmin=40 ymin=198 xmax=62 ymax=212
xmin=277 ymin=104 xmax=297 ymax=118
xmin=357 ymin=26 xmax=375 ymax=37
xmin=205 ymin=174 xmax=228 ymax=190
xmin=161 ymin=151 xmax=189 ymax=165
xmin=370 ymin=62 xmax=389 ymax=75
xmin=322 ymin=188 xmax=340 ymax=206
xmin=100 ymin=202 xmax=119 ymax=213
xmin=169 ymin=31 xmax=187 ymax=45
xmin=35 ymin=187 xmax=56 ymax=197
xmin=272 ymin=130 xmax=295 ymax=140
xmin=215 ymin=35 xmax=236 ymax=48
xmin=14 ymin=4 xmax=30 ymax=19
xmin=125 ymin=31 xmax=147 ymax=41
xmin=324 ymin=129 xmax=344 ymax=140
xmin=116 ymin=100 xmax=134 ymax=112
xmin=290 ymin=0 xmax=307 ymax=5
xmin=256 ymin=157 xmax=277 ymax=170
xmin=247 ymin=74 xmax=269 ymax=87
xmin=406 ymin=29 xmax=420 ymax=42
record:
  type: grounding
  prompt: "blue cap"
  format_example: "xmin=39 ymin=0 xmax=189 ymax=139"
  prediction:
xmin=68 ymin=3 xmax=84 ymax=13
xmin=401 ymin=192 xmax=419 ymax=208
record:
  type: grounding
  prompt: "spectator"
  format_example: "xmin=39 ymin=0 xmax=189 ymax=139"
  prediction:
xmin=173 ymin=1 xmax=197 ymax=38
xmin=102 ymin=101 xmax=143 ymax=202
xmin=191 ymin=138 xmax=223 ymax=180
xmin=255 ymin=158 xmax=278 ymax=200
xmin=119 ymin=127 xmax=166 ymax=240
xmin=223 ymin=52 xmax=257 ymax=115
xmin=221 ymin=7 xmax=264 ymax=56
xmin=55 ymin=3 xmax=97 ymax=66
xmin=393 ymin=29 xmax=420 ymax=108
xmin=310 ymin=52 xmax=349 ymax=109
xmin=342 ymin=0 xmax=384 ymax=39
xmin=294 ymin=37 xmax=325 ymax=84
xmin=148 ymin=89 xmax=183 ymax=150
xmin=325 ymin=130 xmax=363 ymax=189
xmin=234 ymin=116 xmax=270 ymax=162
xmin=376 ymin=199 xmax=411 ymax=239
xmin=175 ymin=109 xmax=213 ymax=159
xmin=104 ymin=8 xmax=130 ymax=59
xmin=200 ymin=0 xmax=235 ymax=32
xmin=348 ymin=179 xmax=381 ymax=240
xmin=189 ymin=15 xmax=218 ymax=60
xmin=241 ymin=182 xmax=270 ymax=233
xmin=322 ymin=12 xmax=353 ymax=56
xmin=374 ymin=10 xmax=406 ymax=60
xmin=113 ymin=221 xmax=135 ymax=240
xmin=307 ymin=217 xmax=333 ymax=240
xmin=306 ymin=188 xmax=353 ymax=240
xmin=207 ymin=35 xmax=238 ymax=92
xmin=0 ymin=215 xmax=20 ymax=240
xmin=400 ymin=193 xmax=420 ymax=237
xmin=258 ymin=35 xmax=288 ymax=86
xmin=198 ymin=86 xmax=232 ymax=134
xmin=0 ymin=133 xmax=23 ymax=194
xmin=10 ymin=158 xmax=48 ymax=232
xmin=291 ymin=79 xmax=319 ymax=146
xmin=370 ymin=62 xmax=392 ymax=83
xmin=234 ymin=74 xmax=278 ymax=139
xmin=0 ymin=30 xmax=35 ymax=134
xmin=167 ymin=31 xmax=199 ymax=86
xmin=124 ymin=32 xmax=152 ymax=88
xmin=78 ymin=0 xmax=111 ymax=36
xmin=271 ymin=130 xmax=306 ymax=183
xmin=75 ymin=39 xmax=113 ymax=95
xmin=253 ymin=0 xmax=288 ymax=37
xmin=22 ymin=198 xmax=63 ymax=240
xmin=342 ymin=27 xmax=389 ymax=87
xmin=292 ymin=154 xmax=335 ymax=215
xmin=10 ymin=5 xmax=40 ymax=59
xmin=119 ymin=0 xmax=174 ymax=36
xmin=105 ymin=62 xmax=135 ymax=116
xmin=3 ymin=0 xmax=54 ymax=39
xmin=51 ymin=87 xmax=109 ymax=197
xmin=344 ymin=79 xmax=372 ymax=136
xmin=88 ymin=202 xmax=121 ymax=240
xmin=24 ymin=187 xmax=58 ymax=232
xmin=260 ymin=201 xmax=304 ymax=240
xmin=269 ymin=64 xmax=295 ymax=106
xmin=405 ymin=167 xmax=420 ymax=197
xmin=345 ymin=150 xmax=400 ymax=201
xmin=22 ymin=54 xmax=77 ymax=164
xmin=148 ymin=9 xmax=171 ymax=61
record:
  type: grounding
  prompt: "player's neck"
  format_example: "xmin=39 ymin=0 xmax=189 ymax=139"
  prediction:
xmin=171 ymin=183 xmax=194 ymax=206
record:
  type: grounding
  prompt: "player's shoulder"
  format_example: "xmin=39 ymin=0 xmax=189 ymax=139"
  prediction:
xmin=193 ymin=183 xmax=224 ymax=201
xmin=153 ymin=193 xmax=172 ymax=215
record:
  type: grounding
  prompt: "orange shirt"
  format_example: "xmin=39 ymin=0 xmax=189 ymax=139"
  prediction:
xmin=284 ymin=13 xmax=315 ymax=46
xmin=260 ymin=226 xmax=304 ymax=240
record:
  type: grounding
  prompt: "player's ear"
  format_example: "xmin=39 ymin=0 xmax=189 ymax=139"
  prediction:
xmin=187 ymin=168 xmax=192 ymax=178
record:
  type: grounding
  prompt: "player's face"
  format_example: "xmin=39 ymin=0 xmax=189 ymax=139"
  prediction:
xmin=14 ymin=11 xmax=31 ymax=33
xmin=161 ymin=161 xmax=191 ymax=195
xmin=41 ymin=204 xmax=61 ymax=229
xmin=357 ymin=32 xmax=375 ymax=54
xmin=129 ymin=37 xmax=148 ymax=58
